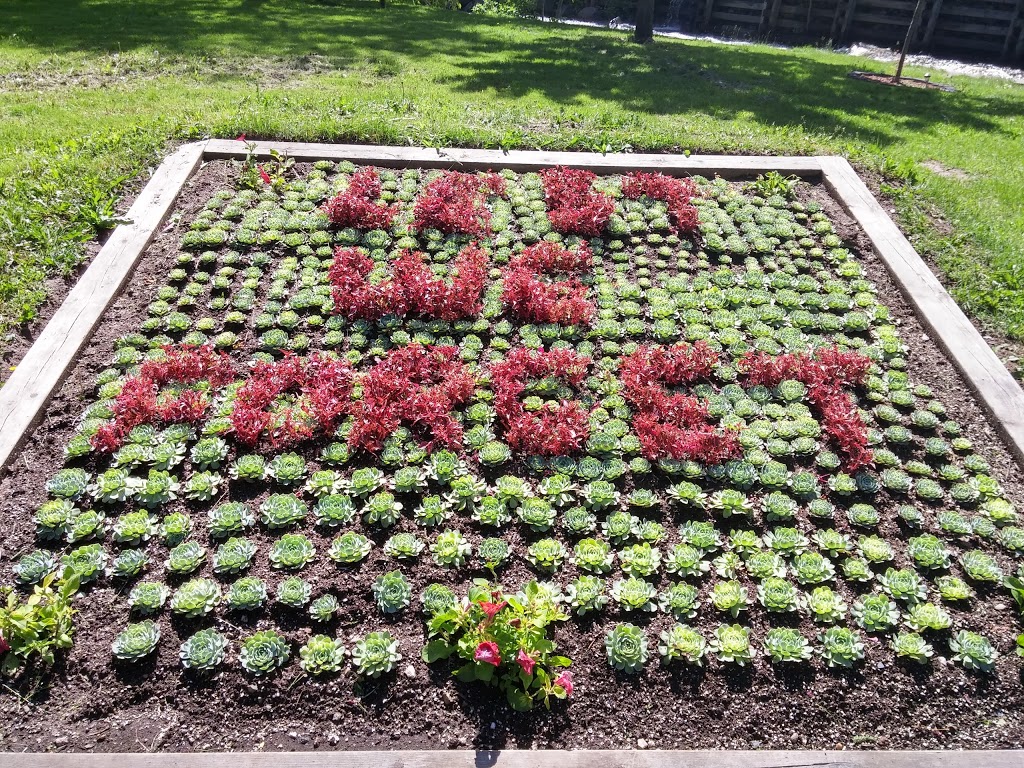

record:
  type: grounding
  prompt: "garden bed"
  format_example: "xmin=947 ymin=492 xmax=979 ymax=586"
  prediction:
xmin=1 ymin=145 xmax=1022 ymax=753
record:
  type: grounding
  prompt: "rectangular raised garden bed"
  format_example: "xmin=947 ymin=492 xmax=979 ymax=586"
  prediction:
xmin=1 ymin=143 xmax=1022 ymax=754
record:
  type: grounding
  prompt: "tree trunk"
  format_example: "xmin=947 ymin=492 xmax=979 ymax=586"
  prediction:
xmin=634 ymin=0 xmax=656 ymax=43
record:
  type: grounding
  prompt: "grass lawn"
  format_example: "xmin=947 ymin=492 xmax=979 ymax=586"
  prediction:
xmin=1 ymin=0 xmax=1022 ymax=355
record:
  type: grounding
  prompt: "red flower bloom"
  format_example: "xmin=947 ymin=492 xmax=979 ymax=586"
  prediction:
xmin=258 ymin=166 xmax=272 ymax=185
xmin=0 ymin=632 xmax=10 ymax=655
xmin=553 ymin=670 xmax=573 ymax=696
xmin=480 ymin=600 xmax=508 ymax=621
xmin=474 ymin=641 xmax=501 ymax=667
xmin=516 ymin=649 xmax=536 ymax=675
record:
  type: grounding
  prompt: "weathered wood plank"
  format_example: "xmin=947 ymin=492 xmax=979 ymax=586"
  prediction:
xmin=820 ymin=156 xmax=1024 ymax=466
xmin=922 ymin=0 xmax=944 ymax=48
xmin=204 ymin=140 xmax=825 ymax=179
xmin=0 ymin=141 xmax=207 ymax=476
xmin=5 ymin=750 xmax=1024 ymax=767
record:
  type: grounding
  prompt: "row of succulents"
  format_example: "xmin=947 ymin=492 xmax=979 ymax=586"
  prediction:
xmin=8 ymin=162 xmax=1022 ymax=692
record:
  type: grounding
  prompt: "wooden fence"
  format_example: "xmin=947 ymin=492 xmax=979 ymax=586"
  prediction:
xmin=696 ymin=0 xmax=1024 ymax=62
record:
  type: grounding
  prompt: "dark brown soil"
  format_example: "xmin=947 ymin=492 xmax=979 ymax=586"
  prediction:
xmin=1 ymin=163 xmax=1023 ymax=753
xmin=848 ymin=72 xmax=957 ymax=93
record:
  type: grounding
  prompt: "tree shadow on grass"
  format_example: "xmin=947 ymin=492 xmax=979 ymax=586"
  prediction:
xmin=5 ymin=0 xmax=1021 ymax=150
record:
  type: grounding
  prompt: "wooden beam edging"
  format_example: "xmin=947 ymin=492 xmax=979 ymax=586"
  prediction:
xmin=4 ymin=749 xmax=1023 ymax=766
xmin=203 ymin=139 xmax=825 ymax=180
xmin=0 ymin=141 xmax=208 ymax=476
xmin=819 ymin=156 xmax=1024 ymax=466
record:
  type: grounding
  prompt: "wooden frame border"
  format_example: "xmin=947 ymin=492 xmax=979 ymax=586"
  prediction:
xmin=6 ymin=750 xmax=1022 ymax=766
xmin=1 ymin=141 xmax=1021 ymax=478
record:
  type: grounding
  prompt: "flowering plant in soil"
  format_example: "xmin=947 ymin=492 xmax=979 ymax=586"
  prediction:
xmin=620 ymin=171 xmax=700 ymax=234
xmin=738 ymin=347 xmax=873 ymax=470
xmin=92 ymin=344 xmax=235 ymax=452
xmin=501 ymin=241 xmax=594 ymax=326
xmin=619 ymin=342 xmax=740 ymax=462
xmin=348 ymin=344 xmax=476 ymax=452
xmin=422 ymin=580 xmax=572 ymax=711
xmin=322 ymin=167 xmax=396 ymax=230
xmin=413 ymin=171 xmax=505 ymax=235
xmin=491 ymin=347 xmax=593 ymax=456
xmin=230 ymin=353 xmax=355 ymax=448
xmin=539 ymin=166 xmax=614 ymax=236
xmin=329 ymin=243 xmax=488 ymax=321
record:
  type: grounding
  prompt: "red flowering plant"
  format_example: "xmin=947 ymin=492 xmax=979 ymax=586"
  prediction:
xmin=490 ymin=347 xmax=594 ymax=455
xmin=229 ymin=353 xmax=355 ymax=449
xmin=620 ymin=171 xmax=700 ymax=234
xmin=330 ymin=244 xmax=489 ymax=321
xmin=91 ymin=344 xmax=235 ymax=452
xmin=619 ymin=342 xmax=741 ymax=462
xmin=539 ymin=166 xmax=615 ymax=237
xmin=322 ymin=167 xmax=397 ymax=230
xmin=422 ymin=580 xmax=572 ymax=711
xmin=348 ymin=344 xmax=476 ymax=453
xmin=500 ymin=241 xmax=595 ymax=325
xmin=413 ymin=171 xmax=505 ymax=235
xmin=738 ymin=347 xmax=874 ymax=471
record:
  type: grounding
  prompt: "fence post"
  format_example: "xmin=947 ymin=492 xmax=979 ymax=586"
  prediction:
xmin=1004 ymin=0 xmax=1024 ymax=59
xmin=702 ymin=0 xmax=715 ymax=28
xmin=761 ymin=0 xmax=782 ymax=34
xmin=839 ymin=0 xmax=859 ymax=42
xmin=921 ymin=0 xmax=943 ymax=50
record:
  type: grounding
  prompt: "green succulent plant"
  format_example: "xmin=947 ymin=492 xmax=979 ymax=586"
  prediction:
xmin=421 ymin=583 xmax=458 ymax=616
xmin=227 ymin=576 xmax=268 ymax=611
xmin=960 ymin=550 xmax=1003 ymax=583
xmin=605 ymin=623 xmax=649 ymax=673
xmin=763 ymin=627 xmax=812 ymax=663
xmin=658 ymin=624 xmax=707 ymax=666
xmin=431 ymin=529 xmax=471 ymax=567
xmin=13 ymin=550 xmax=58 ymax=585
xmin=819 ymin=626 xmax=865 ymax=667
xmin=129 ymin=581 xmax=171 ymax=614
xmin=259 ymin=494 xmax=308 ymax=529
xmin=879 ymin=568 xmax=927 ymax=603
xmin=362 ymin=491 xmax=403 ymax=528
xmin=213 ymin=536 xmax=257 ymax=575
xmin=309 ymin=593 xmax=341 ymax=623
xmin=267 ymin=452 xmax=307 ymax=484
xmin=891 ymin=631 xmax=934 ymax=664
xmin=372 ymin=569 xmax=412 ymax=614
xmin=208 ymin=502 xmax=255 ymax=538
xmin=112 ymin=620 xmax=161 ymax=661
xmin=611 ymin=576 xmax=658 ymax=612
xmin=230 ymin=454 xmax=267 ymax=481
xmin=329 ymin=531 xmax=372 ymax=564
xmin=757 ymin=577 xmax=802 ymax=613
xmin=948 ymin=630 xmax=998 ymax=673
xmin=240 ymin=630 xmax=290 ymax=675
xmin=180 ymin=628 xmax=229 ymax=671
xmin=276 ymin=576 xmax=313 ymax=608
xmin=299 ymin=635 xmax=346 ymax=675
xmin=170 ymin=578 xmax=221 ymax=617
xmin=166 ymin=541 xmax=206 ymax=575
xmin=852 ymin=593 xmax=900 ymax=632
xmin=526 ymin=538 xmax=567 ymax=572
xmin=618 ymin=542 xmax=661 ymax=577
xmin=352 ymin=631 xmax=401 ymax=677
xmin=709 ymin=624 xmax=753 ymax=665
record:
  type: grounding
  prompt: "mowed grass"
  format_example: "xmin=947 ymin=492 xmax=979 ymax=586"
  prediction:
xmin=1 ymin=0 xmax=1023 ymax=352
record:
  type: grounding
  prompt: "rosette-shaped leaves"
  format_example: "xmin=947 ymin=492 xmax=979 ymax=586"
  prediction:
xmin=949 ymin=630 xmax=998 ymax=672
xmin=373 ymin=570 xmax=412 ymax=614
xmin=259 ymin=494 xmax=308 ymax=529
xmin=526 ymin=538 xmax=567 ymax=573
xmin=565 ymin=575 xmax=607 ymax=615
xmin=269 ymin=534 xmax=316 ymax=570
xmin=891 ymin=631 xmax=934 ymax=664
xmin=709 ymin=624 xmax=753 ymax=665
xmin=819 ymin=627 xmax=865 ymax=667
xmin=240 ymin=630 xmax=290 ymax=675
xmin=300 ymin=634 xmax=347 ymax=675
xmin=112 ymin=620 xmax=160 ymax=660
xmin=611 ymin=577 xmax=658 ymax=612
xmin=763 ymin=628 xmax=812 ymax=663
xmin=329 ymin=531 xmax=372 ymax=564
xmin=618 ymin=543 xmax=661 ymax=578
xmin=605 ymin=623 xmax=648 ymax=673
xmin=276 ymin=576 xmax=313 ymax=608
xmin=180 ymin=628 xmax=229 ymax=671
xmin=431 ymin=529 xmax=471 ymax=567
xmin=352 ymin=631 xmax=401 ymax=677
xmin=421 ymin=583 xmax=458 ymax=616
xmin=170 ymin=578 xmax=221 ymax=617
xmin=658 ymin=624 xmax=707 ymax=666
xmin=213 ymin=537 xmax=257 ymax=575
xmin=573 ymin=538 xmax=614 ymax=574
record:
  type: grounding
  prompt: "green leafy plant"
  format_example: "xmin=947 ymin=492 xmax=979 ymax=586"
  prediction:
xmin=170 ymin=578 xmax=221 ymax=617
xmin=763 ymin=627 xmax=812 ymax=663
xmin=948 ymin=630 xmax=998 ymax=673
xmin=329 ymin=531 xmax=372 ymax=564
xmin=527 ymin=538 xmax=567 ymax=572
xmin=658 ymin=624 xmax=707 ymax=666
xmin=300 ymin=635 xmax=346 ymax=675
xmin=565 ymin=575 xmax=607 ymax=615
xmin=710 ymin=580 xmax=749 ymax=617
xmin=259 ymin=494 xmax=308 ymax=529
xmin=111 ymin=620 xmax=160 ymax=661
xmin=276 ymin=576 xmax=313 ymax=608
xmin=852 ymin=593 xmax=900 ymax=632
xmin=269 ymin=533 xmax=316 ymax=569
xmin=431 ymin=529 xmax=471 ymax=567
xmin=611 ymin=577 xmax=658 ymax=612
xmin=179 ymin=628 xmax=228 ymax=671
xmin=240 ymin=629 xmax=290 ymax=675
xmin=709 ymin=624 xmax=753 ymax=665
xmin=227 ymin=576 xmax=268 ymax=612
xmin=605 ymin=623 xmax=648 ymax=673
xmin=309 ymin=594 xmax=340 ymax=623
xmin=891 ymin=631 xmax=934 ymax=664
xmin=819 ymin=626 xmax=865 ymax=667
xmin=213 ymin=537 xmax=257 ymax=575
xmin=373 ymin=570 xmax=412 ymax=614
xmin=0 ymin=574 xmax=78 ymax=672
